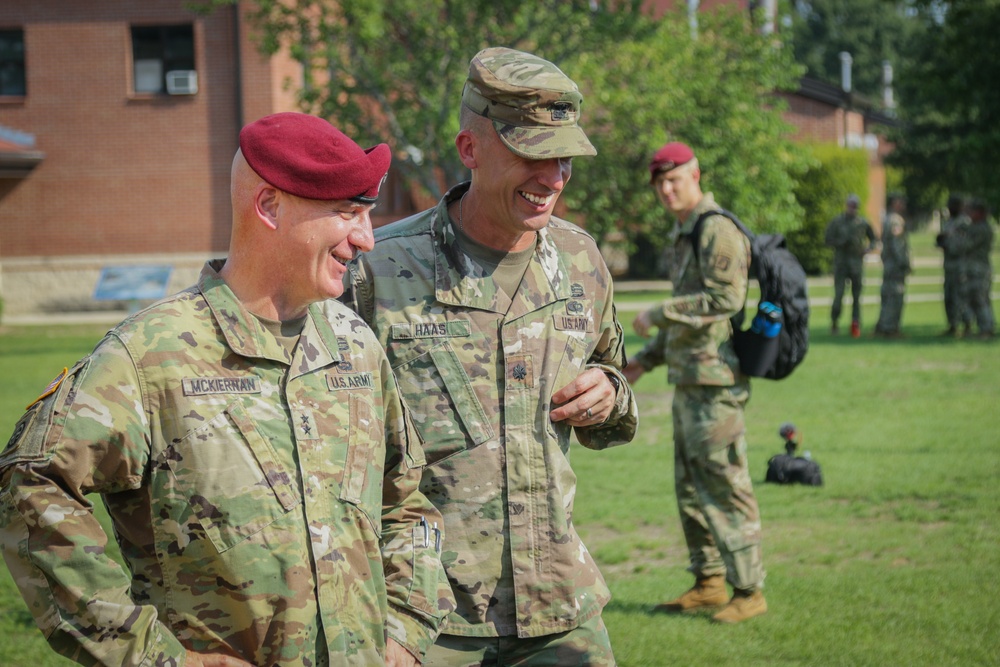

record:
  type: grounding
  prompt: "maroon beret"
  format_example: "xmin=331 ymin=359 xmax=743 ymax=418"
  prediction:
xmin=648 ymin=141 xmax=696 ymax=182
xmin=239 ymin=112 xmax=391 ymax=203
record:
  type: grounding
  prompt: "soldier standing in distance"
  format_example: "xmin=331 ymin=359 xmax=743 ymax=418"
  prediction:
xmin=825 ymin=193 xmax=876 ymax=337
xmin=874 ymin=194 xmax=912 ymax=338
xmin=0 ymin=113 xmax=452 ymax=667
xmin=342 ymin=47 xmax=638 ymax=665
xmin=956 ymin=199 xmax=996 ymax=339
xmin=624 ymin=142 xmax=767 ymax=624
xmin=936 ymin=194 xmax=973 ymax=336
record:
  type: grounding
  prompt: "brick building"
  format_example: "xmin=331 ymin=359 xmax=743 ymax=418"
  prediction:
xmin=0 ymin=0 xmax=894 ymax=319
xmin=0 ymin=1 xmax=307 ymax=317
xmin=780 ymin=76 xmax=897 ymax=230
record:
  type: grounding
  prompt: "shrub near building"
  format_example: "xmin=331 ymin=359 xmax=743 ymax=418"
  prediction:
xmin=788 ymin=143 xmax=870 ymax=275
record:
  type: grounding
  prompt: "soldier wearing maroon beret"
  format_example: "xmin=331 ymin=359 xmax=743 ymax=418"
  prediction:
xmin=0 ymin=112 xmax=453 ymax=666
xmin=626 ymin=141 xmax=768 ymax=624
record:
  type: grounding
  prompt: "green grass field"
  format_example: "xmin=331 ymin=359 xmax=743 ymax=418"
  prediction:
xmin=0 ymin=229 xmax=997 ymax=665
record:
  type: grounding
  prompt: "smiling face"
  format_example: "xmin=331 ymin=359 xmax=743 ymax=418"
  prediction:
xmin=457 ymin=116 xmax=572 ymax=250
xmin=652 ymin=161 xmax=702 ymax=220
xmin=274 ymin=192 xmax=375 ymax=305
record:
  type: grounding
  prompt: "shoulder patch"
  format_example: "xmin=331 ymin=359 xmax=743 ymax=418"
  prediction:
xmin=27 ymin=367 xmax=68 ymax=410
xmin=3 ymin=404 xmax=41 ymax=458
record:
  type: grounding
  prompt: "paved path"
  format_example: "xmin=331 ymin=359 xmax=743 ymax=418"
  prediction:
xmin=614 ymin=274 xmax=998 ymax=312
xmin=4 ymin=273 xmax=997 ymax=326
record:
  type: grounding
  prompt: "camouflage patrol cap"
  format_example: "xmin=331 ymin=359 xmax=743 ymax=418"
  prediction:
xmin=462 ymin=47 xmax=597 ymax=160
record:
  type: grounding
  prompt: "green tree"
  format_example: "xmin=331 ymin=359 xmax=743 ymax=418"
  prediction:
xmin=790 ymin=0 xmax=919 ymax=103
xmin=203 ymin=1 xmax=807 ymax=255
xmin=202 ymin=0 xmax=643 ymax=199
xmin=787 ymin=143 xmax=869 ymax=274
xmin=565 ymin=6 xmax=807 ymax=252
xmin=890 ymin=0 xmax=1000 ymax=210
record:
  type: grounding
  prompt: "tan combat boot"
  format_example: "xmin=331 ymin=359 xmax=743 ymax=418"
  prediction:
xmin=711 ymin=588 xmax=767 ymax=624
xmin=653 ymin=575 xmax=728 ymax=613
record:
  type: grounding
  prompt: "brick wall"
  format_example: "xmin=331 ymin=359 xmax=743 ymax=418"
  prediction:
xmin=0 ymin=1 xmax=246 ymax=258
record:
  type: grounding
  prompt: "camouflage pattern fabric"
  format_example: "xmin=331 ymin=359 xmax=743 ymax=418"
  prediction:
xmin=956 ymin=220 xmax=996 ymax=334
xmin=629 ymin=194 xmax=763 ymax=591
xmin=875 ymin=211 xmax=911 ymax=334
xmin=939 ymin=214 xmax=973 ymax=328
xmin=424 ymin=612 xmax=615 ymax=667
xmin=0 ymin=261 xmax=453 ymax=666
xmin=340 ymin=182 xmax=638 ymax=640
xmin=462 ymin=47 xmax=596 ymax=159
xmin=825 ymin=212 xmax=876 ymax=325
xmin=631 ymin=193 xmax=751 ymax=386
xmin=673 ymin=382 xmax=763 ymax=589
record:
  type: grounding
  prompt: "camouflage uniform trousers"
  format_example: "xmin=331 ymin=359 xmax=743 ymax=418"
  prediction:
xmin=672 ymin=381 xmax=764 ymax=591
xmin=424 ymin=614 xmax=615 ymax=667
xmin=943 ymin=262 xmax=972 ymax=329
xmin=876 ymin=272 xmax=907 ymax=334
xmin=831 ymin=256 xmax=865 ymax=325
xmin=961 ymin=269 xmax=996 ymax=334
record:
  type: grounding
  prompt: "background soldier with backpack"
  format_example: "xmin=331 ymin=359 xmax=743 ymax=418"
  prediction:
xmin=824 ymin=193 xmax=876 ymax=337
xmin=624 ymin=142 xmax=767 ymax=624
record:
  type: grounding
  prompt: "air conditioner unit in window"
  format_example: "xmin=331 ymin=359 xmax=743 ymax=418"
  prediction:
xmin=165 ymin=70 xmax=198 ymax=95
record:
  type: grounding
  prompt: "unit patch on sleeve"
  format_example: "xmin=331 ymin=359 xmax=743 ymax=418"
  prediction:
xmin=26 ymin=367 xmax=68 ymax=409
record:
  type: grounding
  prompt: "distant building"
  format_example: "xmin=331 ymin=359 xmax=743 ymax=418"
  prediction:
xmin=781 ymin=76 xmax=897 ymax=232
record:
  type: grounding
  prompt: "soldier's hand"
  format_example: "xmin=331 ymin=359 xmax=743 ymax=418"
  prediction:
xmin=386 ymin=638 xmax=420 ymax=667
xmin=549 ymin=367 xmax=616 ymax=426
xmin=633 ymin=310 xmax=654 ymax=338
xmin=622 ymin=363 xmax=645 ymax=384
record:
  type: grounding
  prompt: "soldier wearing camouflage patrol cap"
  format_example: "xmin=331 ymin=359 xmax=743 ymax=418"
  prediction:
xmin=824 ymin=193 xmax=876 ymax=337
xmin=0 ymin=112 xmax=453 ymax=667
xmin=625 ymin=141 xmax=767 ymax=624
xmin=340 ymin=47 xmax=637 ymax=665
xmin=874 ymin=194 xmax=912 ymax=338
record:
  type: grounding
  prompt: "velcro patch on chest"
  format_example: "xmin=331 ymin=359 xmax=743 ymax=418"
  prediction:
xmin=553 ymin=313 xmax=593 ymax=332
xmin=182 ymin=376 xmax=262 ymax=396
xmin=327 ymin=372 xmax=374 ymax=391
xmin=506 ymin=355 xmax=535 ymax=388
xmin=391 ymin=319 xmax=472 ymax=339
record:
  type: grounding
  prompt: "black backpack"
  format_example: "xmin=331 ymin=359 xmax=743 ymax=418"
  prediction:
xmin=765 ymin=453 xmax=824 ymax=486
xmin=691 ymin=209 xmax=810 ymax=380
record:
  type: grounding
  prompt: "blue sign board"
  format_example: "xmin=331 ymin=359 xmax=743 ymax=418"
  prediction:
xmin=94 ymin=265 xmax=173 ymax=302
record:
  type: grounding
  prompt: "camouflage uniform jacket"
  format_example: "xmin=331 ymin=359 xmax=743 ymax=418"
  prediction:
xmin=955 ymin=220 xmax=995 ymax=281
xmin=342 ymin=182 xmax=638 ymax=639
xmin=0 ymin=261 xmax=452 ymax=667
xmin=825 ymin=211 xmax=876 ymax=269
xmin=939 ymin=214 xmax=971 ymax=268
xmin=880 ymin=212 xmax=911 ymax=279
xmin=631 ymin=194 xmax=751 ymax=386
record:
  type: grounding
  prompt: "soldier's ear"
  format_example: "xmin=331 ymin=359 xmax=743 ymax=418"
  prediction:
xmin=254 ymin=184 xmax=281 ymax=231
xmin=456 ymin=129 xmax=478 ymax=170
